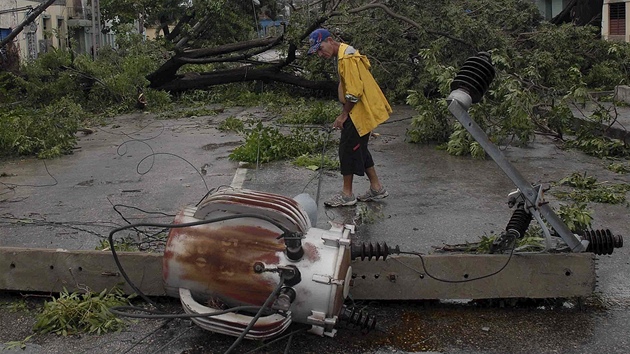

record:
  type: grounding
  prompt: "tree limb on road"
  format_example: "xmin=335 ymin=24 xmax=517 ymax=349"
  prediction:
xmin=147 ymin=1 xmax=472 ymax=93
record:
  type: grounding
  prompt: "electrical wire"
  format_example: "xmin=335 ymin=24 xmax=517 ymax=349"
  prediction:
xmin=121 ymin=319 xmax=172 ymax=354
xmin=0 ymin=159 xmax=58 ymax=188
xmin=110 ymin=122 xmax=209 ymax=192
xmin=243 ymin=326 xmax=309 ymax=354
xmin=396 ymin=240 xmax=517 ymax=283
xmin=108 ymin=123 xmax=163 ymax=183
xmin=377 ymin=115 xmax=415 ymax=126
xmin=0 ymin=214 xmax=121 ymax=229
xmin=194 ymin=185 xmax=235 ymax=206
xmin=150 ymin=325 xmax=194 ymax=354
xmin=108 ymin=202 xmax=175 ymax=249
xmin=112 ymin=203 xmax=176 ymax=220
xmin=315 ymin=127 xmax=333 ymax=206
xmin=283 ymin=331 xmax=294 ymax=354
xmin=109 ymin=305 xmax=264 ymax=319
xmin=97 ymin=120 xmax=165 ymax=141
xmin=135 ymin=152 xmax=210 ymax=192
xmin=0 ymin=215 xmax=109 ymax=238
xmin=195 ymin=186 xmax=219 ymax=206
xmin=0 ymin=195 xmax=28 ymax=203
xmin=223 ymin=274 xmax=287 ymax=354
xmin=116 ymin=138 xmax=156 ymax=171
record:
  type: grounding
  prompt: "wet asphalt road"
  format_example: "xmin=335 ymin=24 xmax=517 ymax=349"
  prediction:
xmin=1 ymin=104 xmax=629 ymax=353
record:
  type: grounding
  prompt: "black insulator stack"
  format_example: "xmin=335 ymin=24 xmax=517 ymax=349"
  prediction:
xmin=505 ymin=206 xmax=532 ymax=239
xmin=582 ymin=229 xmax=623 ymax=255
xmin=351 ymin=242 xmax=400 ymax=261
xmin=340 ymin=306 xmax=376 ymax=333
xmin=450 ymin=52 xmax=496 ymax=103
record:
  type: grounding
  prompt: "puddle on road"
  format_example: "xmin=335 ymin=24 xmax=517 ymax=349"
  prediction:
xmin=359 ymin=302 xmax=599 ymax=353
xmin=321 ymin=202 xmax=387 ymax=228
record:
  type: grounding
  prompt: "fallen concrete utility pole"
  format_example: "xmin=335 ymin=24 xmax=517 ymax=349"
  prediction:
xmin=1 ymin=247 xmax=165 ymax=296
xmin=0 ymin=247 xmax=595 ymax=300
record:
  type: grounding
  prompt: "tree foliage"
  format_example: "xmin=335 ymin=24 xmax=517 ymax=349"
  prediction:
xmin=100 ymin=0 xmax=282 ymax=47
xmin=0 ymin=98 xmax=83 ymax=158
xmin=34 ymin=287 xmax=133 ymax=336
xmin=373 ymin=1 xmax=630 ymax=156
xmin=2 ymin=0 xmax=630 ymax=160
xmin=0 ymin=27 xmax=169 ymax=158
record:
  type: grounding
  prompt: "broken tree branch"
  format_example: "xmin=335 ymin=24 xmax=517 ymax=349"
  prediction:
xmin=177 ymin=36 xmax=283 ymax=64
xmin=333 ymin=2 xmax=476 ymax=52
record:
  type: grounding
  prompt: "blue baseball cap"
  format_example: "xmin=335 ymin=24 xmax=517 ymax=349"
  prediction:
xmin=307 ymin=28 xmax=331 ymax=55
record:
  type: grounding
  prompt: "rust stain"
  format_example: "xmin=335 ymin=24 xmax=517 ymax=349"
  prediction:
xmin=166 ymin=223 xmax=286 ymax=305
xmin=163 ymin=214 xmax=188 ymax=280
xmin=162 ymin=249 xmax=172 ymax=279
xmin=302 ymin=242 xmax=320 ymax=262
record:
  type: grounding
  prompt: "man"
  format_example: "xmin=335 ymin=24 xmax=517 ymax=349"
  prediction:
xmin=307 ymin=28 xmax=392 ymax=207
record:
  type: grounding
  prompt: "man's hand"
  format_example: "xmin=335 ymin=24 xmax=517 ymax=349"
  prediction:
xmin=333 ymin=113 xmax=349 ymax=130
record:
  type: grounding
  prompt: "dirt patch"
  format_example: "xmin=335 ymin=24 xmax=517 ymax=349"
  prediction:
xmin=201 ymin=141 xmax=242 ymax=151
xmin=76 ymin=179 xmax=95 ymax=187
xmin=0 ymin=293 xmax=42 ymax=344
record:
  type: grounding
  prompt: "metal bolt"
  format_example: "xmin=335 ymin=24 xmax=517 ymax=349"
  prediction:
xmin=253 ymin=262 xmax=265 ymax=273
xmin=388 ymin=273 xmax=397 ymax=282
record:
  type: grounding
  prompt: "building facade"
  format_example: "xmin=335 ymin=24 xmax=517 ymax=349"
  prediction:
xmin=1 ymin=0 xmax=66 ymax=60
xmin=602 ymin=0 xmax=629 ymax=42
xmin=531 ymin=0 xmax=573 ymax=20
xmin=0 ymin=0 xmax=116 ymax=62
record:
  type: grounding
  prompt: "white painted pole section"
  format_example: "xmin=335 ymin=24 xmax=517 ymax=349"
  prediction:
xmin=230 ymin=162 xmax=249 ymax=189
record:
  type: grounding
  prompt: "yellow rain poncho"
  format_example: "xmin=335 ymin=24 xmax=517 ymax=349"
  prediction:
xmin=337 ymin=43 xmax=392 ymax=137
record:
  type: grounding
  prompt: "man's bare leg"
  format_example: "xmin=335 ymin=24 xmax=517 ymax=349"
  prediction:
xmin=365 ymin=166 xmax=383 ymax=191
xmin=342 ymin=174 xmax=354 ymax=196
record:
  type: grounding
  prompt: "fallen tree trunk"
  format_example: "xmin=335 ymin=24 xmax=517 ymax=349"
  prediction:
xmin=551 ymin=0 xmax=603 ymax=27
xmin=147 ymin=36 xmax=283 ymax=89
xmin=156 ymin=65 xmax=336 ymax=93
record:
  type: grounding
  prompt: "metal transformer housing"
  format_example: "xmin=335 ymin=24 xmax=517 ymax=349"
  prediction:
xmin=163 ymin=189 xmax=351 ymax=337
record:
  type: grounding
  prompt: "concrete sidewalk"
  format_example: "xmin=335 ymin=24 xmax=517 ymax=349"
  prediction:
xmin=569 ymin=100 xmax=630 ymax=143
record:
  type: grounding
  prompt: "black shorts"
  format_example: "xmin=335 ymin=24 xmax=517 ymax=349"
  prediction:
xmin=339 ymin=117 xmax=374 ymax=176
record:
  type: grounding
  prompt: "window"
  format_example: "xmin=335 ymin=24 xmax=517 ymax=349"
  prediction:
xmin=57 ymin=19 xmax=65 ymax=48
xmin=42 ymin=18 xmax=51 ymax=39
xmin=610 ymin=3 xmax=626 ymax=36
xmin=0 ymin=28 xmax=11 ymax=41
